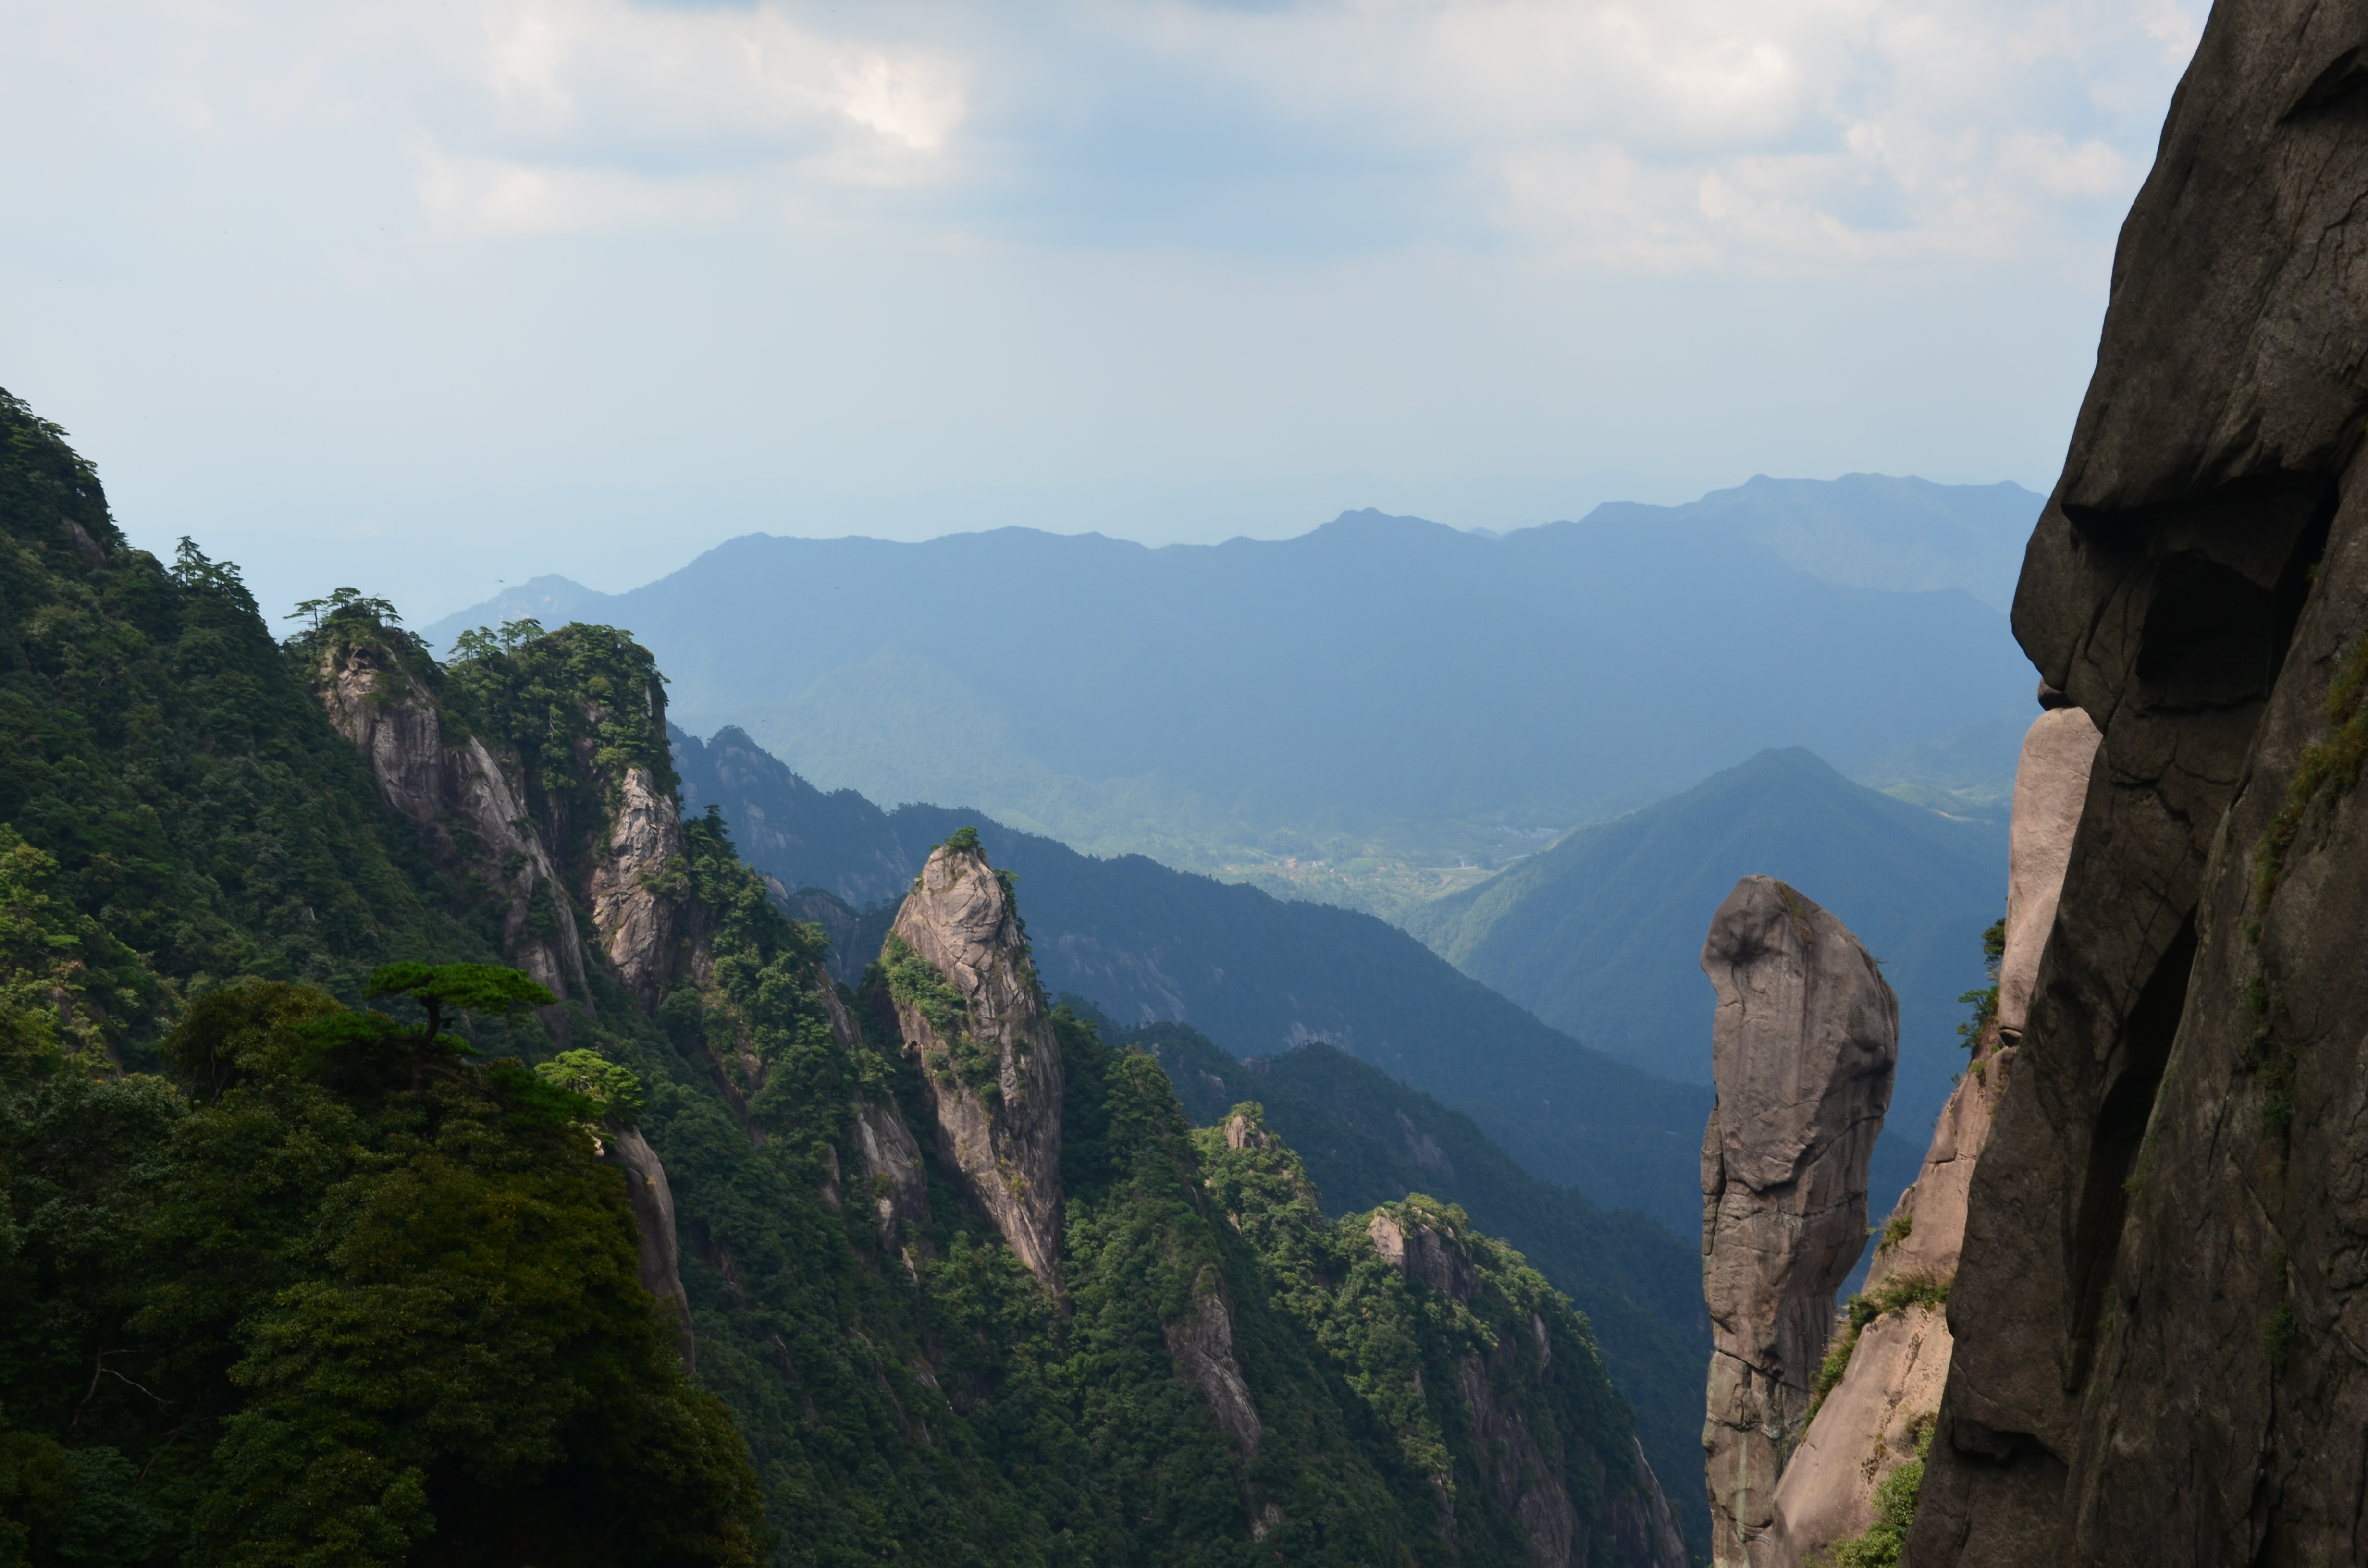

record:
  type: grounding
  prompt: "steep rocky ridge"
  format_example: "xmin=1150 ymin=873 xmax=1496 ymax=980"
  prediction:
xmin=1131 ymin=1015 xmax=1714 ymax=1552
xmin=1765 ymin=702 xmax=2094 ymax=1562
xmin=1907 ymin=4 xmax=2368 ymax=1561
xmin=312 ymin=631 xmax=591 ymax=1009
xmin=1204 ymin=1111 xmax=1690 ymax=1568
xmin=882 ymin=835 xmax=1066 ymax=1289
xmin=1698 ymin=876 xmax=1898 ymax=1568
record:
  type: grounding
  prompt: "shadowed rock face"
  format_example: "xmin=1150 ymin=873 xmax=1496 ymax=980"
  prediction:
xmin=1909 ymin=3 xmax=2368 ymax=1562
xmin=1698 ymin=876 xmax=1898 ymax=1568
xmin=1163 ymin=1266 xmax=1261 ymax=1457
xmin=600 ymin=1125 xmax=696 ymax=1372
xmin=887 ymin=842 xmax=1065 ymax=1290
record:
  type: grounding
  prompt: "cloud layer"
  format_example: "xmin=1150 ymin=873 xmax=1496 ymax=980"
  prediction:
xmin=0 ymin=0 xmax=2198 ymax=621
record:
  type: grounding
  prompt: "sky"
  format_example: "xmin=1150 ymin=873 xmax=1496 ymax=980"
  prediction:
xmin=0 ymin=0 xmax=2201 ymax=627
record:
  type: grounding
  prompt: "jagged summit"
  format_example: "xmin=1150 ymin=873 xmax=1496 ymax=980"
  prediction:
xmin=883 ymin=831 xmax=1065 ymax=1289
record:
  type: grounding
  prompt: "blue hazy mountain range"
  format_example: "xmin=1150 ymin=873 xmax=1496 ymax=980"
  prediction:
xmin=432 ymin=475 xmax=2042 ymax=893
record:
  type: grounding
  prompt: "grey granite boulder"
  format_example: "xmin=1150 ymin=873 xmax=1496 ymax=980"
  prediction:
xmin=1698 ymin=876 xmax=1898 ymax=1568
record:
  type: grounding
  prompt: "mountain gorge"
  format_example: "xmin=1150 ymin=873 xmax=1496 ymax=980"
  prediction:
xmin=673 ymin=724 xmax=1714 ymax=1237
xmin=0 ymin=391 xmax=1698 ymax=1566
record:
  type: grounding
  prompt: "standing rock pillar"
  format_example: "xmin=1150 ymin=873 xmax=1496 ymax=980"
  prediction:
xmin=885 ymin=835 xmax=1065 ymax=1291
xmin=1699 ymin=876 xmax=1898 ymax=1568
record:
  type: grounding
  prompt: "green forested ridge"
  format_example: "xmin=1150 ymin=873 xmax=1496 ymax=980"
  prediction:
xmin=0 ymin=973 xmax=765 ymax=1566
xmin=1095 ymin=1010 xmax=1706 ymax=1554
xmin=0 ymin=389 xmax=1694 ymax=1565
xmin=0 ymin=393 xmax=476 ymax=1029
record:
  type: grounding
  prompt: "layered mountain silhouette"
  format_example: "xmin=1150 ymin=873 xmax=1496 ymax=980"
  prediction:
xmin=437 ymin=477 xmax=2038 ymax=884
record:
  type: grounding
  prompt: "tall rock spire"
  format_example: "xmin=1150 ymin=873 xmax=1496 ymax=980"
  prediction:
xmin=1698 ymin=876 xmax=1898 ymax=1568
xmin=884 ymin=834 xmax=1065 ymax=1291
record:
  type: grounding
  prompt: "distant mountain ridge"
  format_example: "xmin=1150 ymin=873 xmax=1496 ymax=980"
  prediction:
xmin=433 ymin=476 xmax=2037 ymax=898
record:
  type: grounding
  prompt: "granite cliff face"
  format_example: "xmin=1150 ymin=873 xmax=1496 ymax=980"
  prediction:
xmin=884 ymin=838 xmax=1066 ymax=1290
xmin=1909 ymin=4 xmax=2368 ymax=1560
xmin=1766 ymin=704 xmax=2094 ymax=1564
xmin=587 ymin=763 xmax=688 ymax=1007
xmin=315 ymin=636 xmax=589 ymax=1008
xmin=599 ymin=1124 xmax=698 ymax=1372
xmin=1698 ymin=876 xmax=1898 ymax=1568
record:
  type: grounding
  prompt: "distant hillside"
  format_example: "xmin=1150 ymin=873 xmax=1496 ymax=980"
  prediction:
xmin=1100 ymin=1010 xmax=1710 ymax=1551
xmin=1587 ymin=472 xmax=2037 ymax=612
xmin=673 ymin=725 xmax=1714 ymax=1236
xmin=434 ymin=478 xmax=2036 ymax=897
xmin=1405 ymin=746 xmax=2008 ymax=1212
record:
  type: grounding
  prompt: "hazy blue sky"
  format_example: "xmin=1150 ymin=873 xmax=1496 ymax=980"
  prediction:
xmin=2 ymin=0 xmax=2198 ymax=625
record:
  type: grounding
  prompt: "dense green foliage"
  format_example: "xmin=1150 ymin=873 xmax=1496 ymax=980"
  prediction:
xmin=0 ymin=978 xmax=764 ymax=1566
xmin=1 ymin=391 xmax=1694 ymax=1566
xmin=1098 ymin=1011 xmax=1706 ymax=1555
xmin=0 ymin=394 xmax=475 ymax=1028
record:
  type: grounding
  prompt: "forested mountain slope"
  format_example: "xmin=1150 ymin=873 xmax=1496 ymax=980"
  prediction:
xmin=675 ymin=725 xmax=1712 ymax=1236
xmin=0 ymin=390 xmax=1696 ymax=1566
xmin=1096 ymin=1010 xmax=1710 ymax=1550
xmin=431 ymin=485 xmax=2035 ymax=893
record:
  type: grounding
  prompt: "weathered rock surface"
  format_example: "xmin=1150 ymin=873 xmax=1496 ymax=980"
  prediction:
xmin=599 ymin=1124 xmax=697 ymax=1372
xmin=1372 ymin=1203 xmax=1690 ymax=1568
xmin=1698 ymin=876 xmax=1897 ymax=1568
xmin=1998 ymin=704 xmax=2100 ymax=1038
xmin=1769 ymin=698 xmax=2089 ymax=1562
xmin=587 ymin=763 xmax=688 ymax=1008
xmin=317 ymin=638 xmax=589 ymax=1007
xmin=1767 ymin=1025 xmax=2010 ymax=1564
xmin=1908 ymin=4 xmax=2368 ymax=1561
xmin=886 ymin=840 xmax=1065 ymax=1290
xmin=1163 ymin=1266 xmax=1262 ymax=1456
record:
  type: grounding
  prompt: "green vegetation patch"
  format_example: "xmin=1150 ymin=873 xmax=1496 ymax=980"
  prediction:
xmin=1 ymin=974 xmax=765 ymax=1565
xmin=1811 ymin=1415 xmax=1934 ymax=1568
xmin=1807 ymin=1271 xmax=1952 ymax=1423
